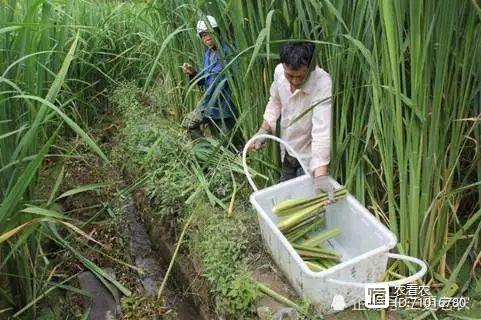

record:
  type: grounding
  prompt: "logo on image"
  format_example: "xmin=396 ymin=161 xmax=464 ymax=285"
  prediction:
xmin=365 ymin=284 xmax=390 ymax=309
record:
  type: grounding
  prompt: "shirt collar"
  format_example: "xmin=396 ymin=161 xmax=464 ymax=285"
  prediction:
xmin=300 ymin=70 xmax=316 ymax=94
xmin=280 ymin=66 xmax=317 ymax=95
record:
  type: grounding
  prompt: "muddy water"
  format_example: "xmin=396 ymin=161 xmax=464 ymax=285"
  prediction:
xmin=124 ymin=196 xmax=204 ymax=320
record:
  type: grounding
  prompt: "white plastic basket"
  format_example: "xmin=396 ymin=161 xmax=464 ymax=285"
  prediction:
xmin=242 ymin=134 xmax=428 ymax=314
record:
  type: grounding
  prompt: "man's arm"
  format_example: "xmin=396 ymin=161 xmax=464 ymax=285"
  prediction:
xmin=262 ymin=65 xmax=283 ymax=132
xmin=262 ymin=81 xmax=281 ymax=132
xmin=249 ymin=75 xmax=282 ymax=150
xmin=259 ymin=120 xmax=272 ymax=132
xmin=310 ymin=73 xmax=332 ymax=176
xmin=314 ymin=164 xmax=329 ymax=176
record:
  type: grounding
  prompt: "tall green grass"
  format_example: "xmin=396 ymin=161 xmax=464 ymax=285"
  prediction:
xmin=0 ymin=0 xmax=158 ymax=316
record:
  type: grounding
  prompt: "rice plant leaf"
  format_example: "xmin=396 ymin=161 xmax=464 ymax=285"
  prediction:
xmin=0 ymin=132 xmax=56 ymax=225
xmin=0 ymin=216 xmax=103 ymax=251
xmin=342 ymin=34 xmax=373 ymax=65
xmin=56 ymin=182 xmax=108 ymax=200
xmin=0 ymin=26 xmax=23 ymax=35
xmin=13 ymin=95 xmax=107 ymax=161
xmin=143 ymin=26 xmax=188 ymax=93
xmin=265 ymin=9 xmax=275 ymax=64
xmin=379 ymin=85 xmax=424 ymax=122
xmin=47 ymin=165 xmax=65 ymax=206
xmin=11 ymin=34 xmax=78 ymax=161
xmin=80 ymin=309 xmax=90 ymax=320
xmin=57 ymin=219 xmax=105 ymax=248
xmin=471 ymin=0 xmax=481 ymax=19
xmin=431 ymin=209 xmax=481 ymax=266
xmin=0 ymin=155 xmax=37 ymax=174
xmin=322 ymin=0 xmax=349 ymax=32
xmin=0 ymin=125 xmax=27 ymax=140
xmin=62 ymin=238 xmax=131 ymax=297
xmin=244 ymin=28 xmax=268 ymax=79
xmin=443 ymin=180 xmax=481 ymax=197
xmin=287 ymin=95 xmax=332 ymax=127
xmin=1 ymin=51 xmax=52 ymax=78
xmin=0 ymin=224 xmax=37 ymax=270
xmin=12 ymin=274 xmax=79 ymax=318
xmin=45 ymin=34 xmax=78 ymax=102
xmin=0 ymin=286 xmax=14 ymax=307
xmin=21 ymin=205 xmax=71 ymax=220
xmin=0 ymin=220 xmax=38 ymax=243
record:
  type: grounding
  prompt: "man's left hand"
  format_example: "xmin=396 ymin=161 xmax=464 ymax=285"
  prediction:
xmin=314 ymin=174 xmax=335 ymax=204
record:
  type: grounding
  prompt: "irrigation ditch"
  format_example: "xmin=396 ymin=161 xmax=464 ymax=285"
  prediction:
xmin=121 ymin=183 xmax=206 ymax=320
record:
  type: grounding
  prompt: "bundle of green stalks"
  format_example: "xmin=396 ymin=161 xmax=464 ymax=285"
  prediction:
xmin=274 ymin=188 xmax=348 ymax=272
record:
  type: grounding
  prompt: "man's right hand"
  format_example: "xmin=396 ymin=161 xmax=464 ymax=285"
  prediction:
xmin=182 ymin=63 xmax=197 ymax=76
xmin=247 ymin=128 xmax=269 ymax=151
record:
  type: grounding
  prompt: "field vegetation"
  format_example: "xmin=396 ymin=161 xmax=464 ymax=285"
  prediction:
xmin=1 ymin=0 xmax=480 ymax=318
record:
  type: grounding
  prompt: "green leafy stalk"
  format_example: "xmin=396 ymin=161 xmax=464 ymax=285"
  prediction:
xmin=300 ymin=228 xmax=340 ymax=247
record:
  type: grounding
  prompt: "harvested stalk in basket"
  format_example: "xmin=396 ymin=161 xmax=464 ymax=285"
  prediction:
xmin=306 ymin=261 xmax=326 ymax=272
xmin=300 ymin=228 xmax=340 ymax=247
xmin=273 ymin=187 xmax=348 ymax=272
xmin=295 ymin=250 xmax=340 ymax=261
xmin=274 ymin=198 xmax=324 ymax=217
xmin=292 ymin=244 xmax=341 ymax=261
xmin=319 ymin=259 xmax=337 ymax=268
xmin=296 ymin=249 xmax=338 ymax=260
xmin=286 ymin=217 xmax=324 ymax=242
xmin=277 ymin=206 xmax=324 ymax=232
xmin=273 ymin=187 xmax=348 ymax=216
xmin=283 ymin=212 xmax=324 ymax=236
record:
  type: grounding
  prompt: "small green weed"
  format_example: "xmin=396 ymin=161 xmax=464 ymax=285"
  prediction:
xmin=192 ymin=206 xmax=260 ymax=317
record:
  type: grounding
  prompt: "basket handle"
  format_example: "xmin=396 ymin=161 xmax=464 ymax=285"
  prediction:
xmin=242 ymin=134 xmax=311 ymax=191
xmin=325 ymin=253 xmax=428 ymax=288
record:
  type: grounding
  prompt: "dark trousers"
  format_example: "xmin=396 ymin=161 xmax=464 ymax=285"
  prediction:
xmin=280 ymin=153 xmax=304 ymax=182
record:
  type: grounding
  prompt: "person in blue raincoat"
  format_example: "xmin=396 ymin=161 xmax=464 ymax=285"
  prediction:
xmin=182 ymin=15 xmax=237 ymax=140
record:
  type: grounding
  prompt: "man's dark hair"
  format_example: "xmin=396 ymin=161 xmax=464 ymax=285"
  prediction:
xmin=280 ymin=41 xmax=315 ymax=70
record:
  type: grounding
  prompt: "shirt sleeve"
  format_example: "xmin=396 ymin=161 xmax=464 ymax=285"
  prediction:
xmin=263 ymin=66 xmax=282 ymax=131
xmin=310 ymin=73 xmax=332 ymax=173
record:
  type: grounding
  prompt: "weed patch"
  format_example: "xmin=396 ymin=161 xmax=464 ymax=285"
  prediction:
xmin=110 ymin=83 xmax=262 ymax=317
xmin=191 ymin=206 xmax=260 ymax=317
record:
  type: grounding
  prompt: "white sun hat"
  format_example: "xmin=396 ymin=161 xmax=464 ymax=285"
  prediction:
xmin=196 ymin=15 xmax=218 ymax=34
